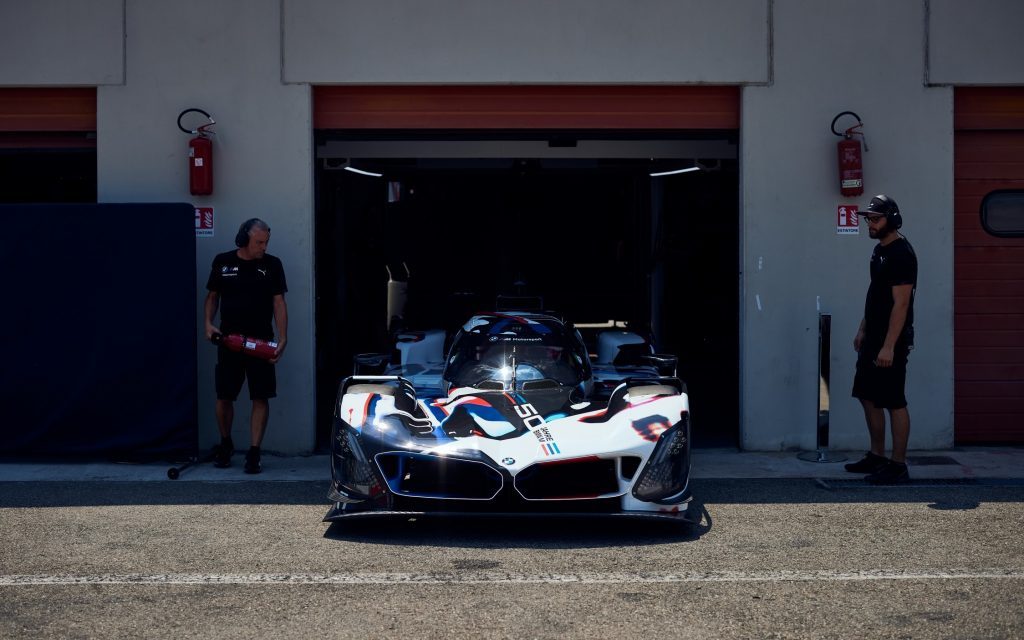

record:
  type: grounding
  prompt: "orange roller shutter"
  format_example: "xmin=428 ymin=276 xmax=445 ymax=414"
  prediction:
xmin=313 ymin=85 xmax=739 ymax=130
xmin=954 ymin=87 xmax=1024 ymax=444
xmin=0 ymin=88 xmax=97 ymax=132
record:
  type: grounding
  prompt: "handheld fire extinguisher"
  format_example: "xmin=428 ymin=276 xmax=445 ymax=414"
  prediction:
xmin=831 ymin=111 xmax=868 ymax=197
xmin=177 ymin=108 xmax=216 ymax=196
xmin=211 ymin=332 xmax=279 ymax=361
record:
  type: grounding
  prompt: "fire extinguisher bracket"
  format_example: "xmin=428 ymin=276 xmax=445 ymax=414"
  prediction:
xmin=178 ymin=108 xmax=215 ymax=196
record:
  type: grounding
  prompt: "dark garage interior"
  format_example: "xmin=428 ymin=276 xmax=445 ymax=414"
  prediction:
xmin=314 ymin=132 xmax=739 ymax=449
xmin=0 ymin=135 xmax=97 ymax=204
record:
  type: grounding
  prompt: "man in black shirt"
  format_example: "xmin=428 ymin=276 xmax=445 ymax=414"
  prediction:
xmin=204 ymin=218 xmax=288 ymax=473
xmin=847 ymin=195 xmax=917 ymax=484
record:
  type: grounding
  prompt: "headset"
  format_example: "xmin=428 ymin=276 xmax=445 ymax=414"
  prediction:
xmin=235 ymin=218 xmax=266 ymax=248
xmin=887 ymin=206 xmax=903 ymax=231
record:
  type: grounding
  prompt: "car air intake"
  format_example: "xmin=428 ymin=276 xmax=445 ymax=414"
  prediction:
xmin=514 ymin=456 xmax=622 ymax=500
xmin=620 ymin=456 xmax=642 ymax=480
xmin=330 ymin=424 xmax=383 ymax=502
xmin=632 ymin=419 xmax=690 ymax=503
xmin=375 ymin=453 xmax=503 ymax=500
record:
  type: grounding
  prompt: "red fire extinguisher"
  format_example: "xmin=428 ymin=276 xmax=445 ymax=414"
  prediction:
xmin=831 ymin=111 xmax=868 ymax=197
xmin=177 ymin=108 xmax=216 ymax=196
xmin=211 ymin=332 xmax=279 ymax=361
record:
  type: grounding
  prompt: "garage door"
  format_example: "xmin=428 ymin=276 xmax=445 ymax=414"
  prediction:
xmin=314 ymin=85 xmax=739 ymax=130
xmin=0 ymin=88 xmax=97 ymax=203
xmin=954 ymin=87 xmax=1024 ymax=443
xmin=312 ymin=85 xmax=741 ymax=448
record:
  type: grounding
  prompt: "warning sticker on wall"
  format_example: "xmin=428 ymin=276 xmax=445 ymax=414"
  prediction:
xmin=195 ymin=207 xmax=214 ymax=237
xmin=837 ymin=205 xmax=859 ymax=235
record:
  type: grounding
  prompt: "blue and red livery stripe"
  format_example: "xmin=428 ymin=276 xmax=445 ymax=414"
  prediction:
xmin=541 ymin=442 xmax=561 ymax=456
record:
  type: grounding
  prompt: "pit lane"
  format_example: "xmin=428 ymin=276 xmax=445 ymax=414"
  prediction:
xmin=1 ymin=478 xmax=1022 ymax=638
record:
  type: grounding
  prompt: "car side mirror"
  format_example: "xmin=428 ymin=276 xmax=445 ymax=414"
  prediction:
xmin=643 ymin=353 xmax=678 ymax=377
xmin=353 ymin=352 xmax=389 ymax=375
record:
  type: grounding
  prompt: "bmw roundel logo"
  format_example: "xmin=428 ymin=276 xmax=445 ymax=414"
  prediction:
xmin=501 ymin=457 xmax=515 ymax=466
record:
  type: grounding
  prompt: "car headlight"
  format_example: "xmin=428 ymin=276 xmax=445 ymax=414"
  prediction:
xmin=631 ymin=416 xmax=690 ymax=503
xmin=329 ymin=420 xmax=383 ymax=502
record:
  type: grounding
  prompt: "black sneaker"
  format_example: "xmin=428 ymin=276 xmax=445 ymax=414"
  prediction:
xmin=244 ymin=448 xmax=262 ymax=474
xmin=844 ymin=451 xmax=888 ymax=474
xmin=212 ymin=440 xmax=233 ymax=468
xmin=867 ymin=460 xmax=910 ymax=485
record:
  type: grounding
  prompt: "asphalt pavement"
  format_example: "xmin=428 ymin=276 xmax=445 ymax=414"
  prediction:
xmin=1 ymin=449 xmax=1022 ymax=638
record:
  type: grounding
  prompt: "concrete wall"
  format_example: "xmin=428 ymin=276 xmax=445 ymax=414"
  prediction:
xmin=929 ymin=0 xmax=1024 ymax=85
xmin=742 ymin=0 xmax=953 ymax=450
xmin=95 ymin=0 xmax=315 ymax=453
xmin=0 ymin=0 xmax=123 ymax=85
xmin=283 ymin=0 xmax=770 ymax=84
xmin=2 ymin=0 xmax=1023 ymax=452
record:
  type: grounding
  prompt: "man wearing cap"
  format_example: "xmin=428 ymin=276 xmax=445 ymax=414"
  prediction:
xmin=846 ymin=194 xmax=918 ymax=484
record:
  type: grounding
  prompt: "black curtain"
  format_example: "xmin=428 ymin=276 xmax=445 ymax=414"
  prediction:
xmin=0 ymin=203 xmax=197 ymax=459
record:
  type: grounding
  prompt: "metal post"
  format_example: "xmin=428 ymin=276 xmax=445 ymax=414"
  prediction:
xmin=798 ymin=313 xmax=846 ymax=463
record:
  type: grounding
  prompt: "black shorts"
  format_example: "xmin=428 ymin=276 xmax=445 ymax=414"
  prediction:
xmin=215 ymin=346 xmax=277 ymax=401
xmin=852 ymin=345 xmax=910 ymax=410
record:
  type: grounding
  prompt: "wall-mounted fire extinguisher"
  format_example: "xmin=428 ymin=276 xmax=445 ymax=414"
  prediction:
xmin=831 ymin=111 xmax=868 ymax=197
xmin=177 ymin=108 xmax=216 ymax=196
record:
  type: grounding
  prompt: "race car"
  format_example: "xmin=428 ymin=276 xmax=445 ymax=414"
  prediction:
xmin=324 ymin=312 xmax=696 ymax=522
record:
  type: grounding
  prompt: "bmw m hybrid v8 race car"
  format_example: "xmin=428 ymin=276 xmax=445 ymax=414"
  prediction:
xmin=324 ymin=313 xmax=695 ymax=523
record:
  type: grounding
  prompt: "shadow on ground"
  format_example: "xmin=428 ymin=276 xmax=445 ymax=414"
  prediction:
xmin=1 ymin=478 xmax=1021 ymax=511
xmin=322 ymin=505 xmax=713 ymax=548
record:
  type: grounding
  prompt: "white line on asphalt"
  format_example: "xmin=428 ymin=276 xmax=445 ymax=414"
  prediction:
xmin=1 ymin=569 xmax=1022 ymax=586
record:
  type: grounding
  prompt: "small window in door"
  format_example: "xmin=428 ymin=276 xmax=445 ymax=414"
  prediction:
xmin=981 ymin=190 xmax=1024 ymax=237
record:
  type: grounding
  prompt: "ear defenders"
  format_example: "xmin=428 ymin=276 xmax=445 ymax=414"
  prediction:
xmin=888 ymin=208 xmax=903 ymax=231
xmin=235 ymin=218 xmax=262 ymax=248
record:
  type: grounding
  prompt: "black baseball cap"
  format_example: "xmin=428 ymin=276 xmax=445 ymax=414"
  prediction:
xmin=862 ymin=194 xmax=899 ymax=217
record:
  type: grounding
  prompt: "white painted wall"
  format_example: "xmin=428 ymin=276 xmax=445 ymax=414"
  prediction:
xmin=0 ymin=0 xmax=123 ymax=85
xmin=929 ymin=0 xmax=1024 ymax=85
xmin=96 ymin=0 xmax=315 ymax=454
xmin=742 ymin=0 xmax=953 ymax=450
xmin=2 ymin=0 xmax=1023 ymax=452
xmin=283 ymin=0 xmax=770 ymax=84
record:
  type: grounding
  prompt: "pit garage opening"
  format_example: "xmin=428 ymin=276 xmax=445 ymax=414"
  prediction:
xmin=0 ymin=88 xmax=98 ymax=204
xmin=314 ymin=132 xmax=739 ymax=449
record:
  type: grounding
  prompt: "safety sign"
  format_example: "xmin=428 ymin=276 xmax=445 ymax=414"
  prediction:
xmin=195 ymin=207 xmax=214 ymax=237
xmin=837 ymin=205 xmax=859 ymax=235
